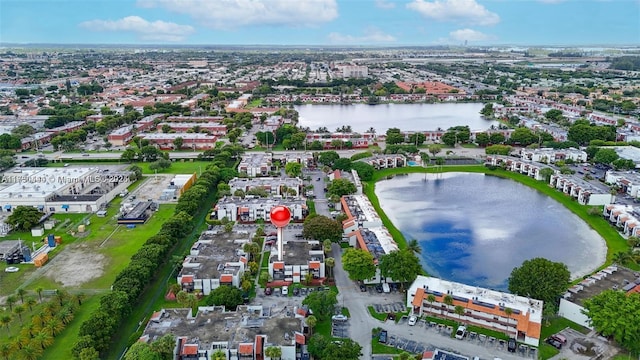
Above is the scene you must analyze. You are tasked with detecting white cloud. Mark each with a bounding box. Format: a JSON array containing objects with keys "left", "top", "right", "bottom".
[
  {"left": 137, "top": 0, "right": 338, "bottom": 29},
  {"left": 375, "top": 0, "right": 396, "bottom": 9},
  {"left": 79, "top": 16, "right": 194, "bottom": 42},
  {"left": 407, "top": 0, "right": 500, "bottom": 26},
  {"left": 449, "top": 28, "right": 492, "bottom": 42},
  {"left": 328, "top": 28, "right": 396, "bottom": 44}
]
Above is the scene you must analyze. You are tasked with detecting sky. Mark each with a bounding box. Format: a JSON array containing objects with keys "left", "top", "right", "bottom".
[{"left": 1, "top": 0, "right": 639, "bottom": 46}]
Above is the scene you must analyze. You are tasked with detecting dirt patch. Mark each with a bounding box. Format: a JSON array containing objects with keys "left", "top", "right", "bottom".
[{"left": 42, "top": 246, "right": 106, "bottom": 287}]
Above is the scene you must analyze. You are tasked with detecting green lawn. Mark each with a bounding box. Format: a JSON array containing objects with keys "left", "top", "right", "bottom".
[
  {"left": 137, "top": 160, "right": 212, "bottom": 175},
  {"left": 40, "top": 295, "right": 101, "bottom": 360},
  {"left": 367, "top": 306, "right": 388, "bottom": 322},
  {"left": 371, "top": 338, "right": 411, "bottom": 356}
]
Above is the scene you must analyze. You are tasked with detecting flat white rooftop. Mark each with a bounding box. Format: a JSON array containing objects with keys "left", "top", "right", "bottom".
[{"left": 0, "top": 167, "right": 97, "bottom": 200}]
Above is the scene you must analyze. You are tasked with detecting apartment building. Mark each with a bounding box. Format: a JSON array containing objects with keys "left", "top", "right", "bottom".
[
  {"left": 228, "top": 177, "right": 304, "bottom": 197},
  {"left": 407, "top": 275, "right": 543, "bottom": 347},
  {"left": 268, "top": 240, "right": 325, "bottom": 284},
  {"left": 212, "top": 197, "right": 308, "bottom": 223},
  {"left": 484, "top": 155, "right": 554, "bottom": 181},
  {"left": 238, "top": 153, "right": 272, "bottom": 177},
  {"left": 177, "top": 231, "right": 248, "bottom": 295},
  {"left": 602, "top": 204, "right": 640, "bottom": 237},
  {"left": 550, "top": 174, "right": 614, "bottom": 206},
  {"left": 140, "top": 305, "right": 305, "bottom": 360},
  {"left": 559, "top": 265, "right": 638, "bottom": 329},
  {"left": 139, "top": 133, "right": 217, "bottom": 150},
  {"left": 274, "top": 152, "right": 315, "bottom": 168},
  {"left": 605, "top": 170, "right": 640, "bottom": 197},
  {"left": 156, "top": 122, "right": 227, "bottom": 135},
  {"left": 521, "top": 148, "right": 587, "bottom": 164},
  {"left": 357, "top": 154, "right": 406, "bottom": 169}
]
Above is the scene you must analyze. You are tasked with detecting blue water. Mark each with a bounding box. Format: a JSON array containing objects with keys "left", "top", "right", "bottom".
[
  {"left": 408, "top": 161, "right": 418, "bottom": 166},
  {"left": 375, "top": 173, "right": 606, "bottom": 290}
]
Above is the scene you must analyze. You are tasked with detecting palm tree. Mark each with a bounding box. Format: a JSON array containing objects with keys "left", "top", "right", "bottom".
[
  {"left": 25, "top": 297, "right": 37, "bottom": 312},
  {"left": 0, "top": 342, "right": 12, "bottom": 360},
  {"left": 454, "top": 305, "right": 465, "bottom": 324},
  {"left": 323, "top": 239, "right": 332, "bottom": 254},
  {"left": 43, "top": 317, "right": 63, "bottom": 337},
  {"left": 33, "top": 331, "right": 53, "bottom": 350},
  {"left": 504, "top": 307, "right": 514, "bottom": 335},
  {"left": 628, "top": 236, "right": 640, "bottom": 248},
  {"left": 57, "top": 306, "right": 75, "bottom": 325},
  {"left": 18, "top": 341, "right": 43, "bottom": 360},
  {"left": 265, "top": 346, "right": 282, "bottom": 360},
  {"left": 325, "top": 257, "right": 335, "bottom": 280},
  {"left": 13, "top": 305, "right": 26, "bottom": 325},
  {"left": 0, "top": 314, "right": 12, "bottom": 334},
  {"left": 34, "top": 288, "right": 43, "bottom": 303},
  {"left": 176, "top": 291, "right": 189, "bottom": 308},
  {"left": 426, "top": 294, "right": 436, "bottom": 313},
  {"left": 306, "top": 315, "right": 317, "bottom": 336},
  {"left": 19, "top": 323, "right": 36, "bottom": 339},
  {"left": 443, "top": 295, "right": 454, "bottom": 317},
  {"left": 16, "top": 289, "right": 27, "bottom": 304},
  {"left": 211, "top": 350, "right": 226, "bottom": 360},
  {"left": 612, "top": 251, "right": 632, "bottom": 265},
  {"left": 75, "top": 293, "right": 86, "bottom": 306},
  {"left": 305, "top": 272, "right": 314, "bottom": 286},
  {"left": 5, "top": 296, "right": 17, "bottom": 312},
  {"left": 406, "top": 239, "right": 422, "bottom": 255}
]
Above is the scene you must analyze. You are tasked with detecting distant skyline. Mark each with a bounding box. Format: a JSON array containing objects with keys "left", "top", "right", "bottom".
[{"left": 1, "top": 0, "right": 639, "bottom": 46}]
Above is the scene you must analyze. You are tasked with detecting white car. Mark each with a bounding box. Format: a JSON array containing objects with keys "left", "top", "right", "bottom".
[
  {"left": 4, "top": 266, "right": 19, "bottom": 273},
  {"left": 408, "top": 315, "right": 418, "bottom": 326},
  {"left": 455, "top": 325, "right": 467, "bottom": 339},
  {"left": 331, "top": 314, "right": 348, "bottom": 322},
  {"left": 281, "top": 286, "right": 288, "bottom": 295}
]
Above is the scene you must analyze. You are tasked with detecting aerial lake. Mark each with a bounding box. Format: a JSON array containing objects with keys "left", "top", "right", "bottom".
[
  {"left": 295, "top": 103, "right": 499, "bottom": 133},
  {"left": 375, "top": 172, "right": 607, "bottom": 290}
]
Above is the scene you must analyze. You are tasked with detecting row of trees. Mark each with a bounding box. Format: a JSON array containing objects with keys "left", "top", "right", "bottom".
[{"left": 72, "top": 147, "right": 242, "bottom": 359}]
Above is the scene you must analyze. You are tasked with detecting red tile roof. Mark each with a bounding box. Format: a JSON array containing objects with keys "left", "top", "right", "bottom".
[
  {"left": 273, "top": 262, "right": 284, "bottom": 270},
  {"left": 181, "top": 275, "right": 194, "bottom": 284},
  {"left": 238, "top": 343, "right": 253, "bottom": 355},
  {"left": 220, "top": 274, "right": 233, "bottom": 283},
  {"left": 295, "top": 332, "right": 306, "bottom": 345},
  {"left": 181, "top": 344, "right": 198, "bottom": 356},
  {"left": 309, "top": 262, "right": 320, "bottom": 269}
]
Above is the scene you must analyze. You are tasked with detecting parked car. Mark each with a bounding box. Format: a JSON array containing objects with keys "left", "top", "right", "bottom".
[
  {"left": 507, "top": 338, "right": 517, "bottom": 352},
  {"left": 264, "top": 287, "right": 272, "bottom": 296},
  {"left": 331, "top": 314, "right": 348, "bottom": 322},
  {"left": 551, "top": 334, "right": 567, "bottom": 344},
  {"left": 378, "top": 330, "right": 388, "bottom": 344},
  {"left": 264, "top": 240, "right": 276, "bottom": 246},
  {"left": 545, "top": 337, "right": 562, "bottom": 349},
  {"left": 293, "top": 287, "right": 300, "bottom": 296},
  {"left": 359, "top": 284, "right": 367, "bottom": 292},
  {"left": 375, "top": 284, "right": 383, "bottom": 293},
  {"left": 4, "top": 266, "right": 19, "bottom": 273},
  {"left": 281, "top": 286, "right": 289, "bottom": 295},
  {"left": 455, "top": 326, "right": 467, "bottom": 340},
  {"left": 408, "top": 316, "right": 418, "bottom": 326}
]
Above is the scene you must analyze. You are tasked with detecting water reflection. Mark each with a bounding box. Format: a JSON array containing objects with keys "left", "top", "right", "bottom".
[{"left": 375, "top": 173, "right": 606, "bottom": 290}]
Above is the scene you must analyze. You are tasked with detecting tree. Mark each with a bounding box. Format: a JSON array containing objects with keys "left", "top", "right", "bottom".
[
  {"left": 428, "top": 144, "right": 442, "bottom": 157},
  {"left": 454, "top": 305, "right": 465, "bottom": 323},
  {"left": 480, "top": 103, "right": 494, "bottom": 117},
  {"left": 489, "top": 132, "right": 506, "bottom": 145},
  {"left": 426, "top": 294, "right": 436, "bottom": 311},
  {"left": 33, "top": 331, "right": 54, "bottom": 350},
  {"left": 0, "top": 314, "right": 11, "bottom": 334},
  {"left": 539, "top": 168, "right": 555, "bottom": 183},
  {"left": 150, "top": 334, "right": 176, "bottom": 360},
  {"left": 508, "top": 258, "right": 570, "bottom": 309},
  {"left": 302, "top": 290, "right": 337, "bottom": 320},
  {"left": 583, "top": 290, "right": 640, "bottom": 353},
  {"left": 320, "top": 338, "right": 362, "bottom": 360},
  {"left": 325, "top": 257, "right": 335, "bottom": 279},
  {"left": 124, "top": 341, "right": 160, "bottom": 360},
  {"left": 302, "top": 215, "right": 342, "bottom": 242},
  {"left": 25, "top": 297, "right": 37, "bottom": 312},
  {"left": 205, "top": 285, "right": 244, "bottom": 310},
  {"left": 304, "top": 272, "right": 314, "bottom": 285},
  {"left": 406, "top": 239, "right": 422, "bottom": 255},
  {"left": 306, "top": 315, "right": 317, "bottom": 335},
  {"left": 211, "top": 350, "right": 226, "bottom": 360},
  {"left": 378, "top": 250, "right": 422, "bottom": 291},
  {"left": 327, "top": 178, "right": 356, "bottom": 197},
  {"left": 78, "top": 347, "right": 100, "bottom": 360},
  {"left": 318, "top": 151, "right": 340, "bottom": 167},
  {"left": 443, "top": 295, "right": 454, "bottom": 315},
  {"left": 351, "top": 161, "right": 374, "bottom": 181},
  {"left": 509, "top": 127, "right": 536, "bottom": 146},
  {"left": 593, "top": 148, "right": 619, "bottom": 165},
  {"left": 341, "top": 248, "right": 376, "bottom": 282},
  {"left": 35, "top": 287, "right": 43, "bottom": 303},
  {"left": 173, "top": 136, "right": 184, "bottom": 149},
  {"left": 475, "top": 132, "right": 490, "bottom": 147},
  {"left": 6, "top": 206, "right": 44, "bottom": 231},
  {"left": 5, "top": 295, "right": 17, "bottom": 312},
  {"left": 284, "top": 162, "right": 302, "bottom": 178},
  {"left": 265, "top": 346, "right": 282, "bottom": 360},
  {"left": 504, "top": 307, "right": 514, "bottom": 333},
  {"left": 121, "top": 148, "right": 138, "bottom": 163},
  {"left": 333, "top": 157, "right": 352, "bottom": 171},
  {"left": 16, "top": 288, "right": 26, "bottom": 304},
  {"left": 13, "top": 305, "right": 25, "bottom": 325}
]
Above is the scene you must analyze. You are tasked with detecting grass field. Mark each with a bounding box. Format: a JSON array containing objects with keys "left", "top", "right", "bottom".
[{"left": 137, "top": 160, "right": 212, "bottom": 175}]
